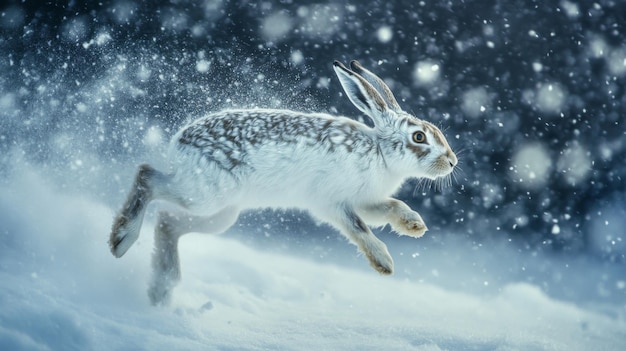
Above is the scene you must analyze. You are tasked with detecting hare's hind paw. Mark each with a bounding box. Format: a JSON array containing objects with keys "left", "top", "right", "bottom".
[
  {"left": 368, "top": 251, "right": 394, "bottom": 275},
  {"left": 370, "top": 256, "right": 394, "bottom": 275},
  {"left": 109, "top": 215, "right": 140, "bottom": 257},
  {"left": 364, "top": 243, "right": 394, "bottom": 275},
  {"left": 392, "top": 211, "right": 428, "bottom": 238},
  {"left": 148, "top": 279, "right": 175, "bottom": 306}
]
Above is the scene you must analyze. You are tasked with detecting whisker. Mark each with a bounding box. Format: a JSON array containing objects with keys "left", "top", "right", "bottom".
[
  {"left": 454, "top": 145, "right": 467, "bottom": 153},
  {"left": 451, "top": 170, "right": 459, "bottom": 186},
  {"left": 454, "top": 164, "right": 466, "bottom": 178},
  {"left": 419, "top": 177, "right": 432, "bottom": 193},
  {"left": 429, "top": 178, "right": 437, "bottom": 192},
  {"left": 418, "top": 180, "right": 429, "bottom": 195},
  {"left": 424, "top": 178, "right": 431, "bottom": 192},
  {"left": 412, "top": 179, "right": 425, "bottom": 197},
  {"left": 412, "top": 179, "right": 422, "bottom": 197}
]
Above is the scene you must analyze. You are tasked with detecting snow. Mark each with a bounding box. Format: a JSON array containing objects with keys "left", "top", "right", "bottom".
[
  {"left": 587, "top": 199, "right": 626, "bottom": 259},
  {"left": 560, "top": 0, "right": 580, "bottom": 19},
  {"left": 61, "top": 16, "right": 89, "bottom": 43},
  {"left": 588, "top": 35, "right": 609, "bottom": 58},
  {"left": 460, "top": 87, "right": 491, "bottom": 118},
  {"left": 298, "top": 4, "right": 343, "bottom": 39},
  {"left": 2, "top": 1, "right": 626, "bottom": 349},
  {"left": 556, "top": 143, "right": 591, "bottom": 186},
  {"left": 376, "top": 26, "right": 394, "bottom": 44},
  {"left": 0, "top": 93, "right": 16, "bottom": 110},
  {"left": 1, "top": 155, "right": 625, "bottom": 351},
  {"left": 510, "top": 143, "right": 552, "bottom": 189},
  {"left": 261, "top": 11, "right": 294, "bottom": 42},
  {"left": 607, "top": 47, "right": 626, "bottom": 77},
  {"left": 136, "top": 65, "right": 152, "bottom": 82},
  {"left": 0, "top": 5, "right": 25, "bottom": 29},
  {"left": 413, "top": 61, "right": 440, "bottom": 86},
  {"left": 143, "top": 125, "right": 165, "bottom": 148},
  {"left": 195, "top": 59, "right": 211, "bottom": 74},
  {"left": 290, "top": 50, "right": 304, "bottom": 66},
  {"left": 535, "top": 83, "right": 567, "bottom": 115},
  {"left": 160, "top": 7, "right": 189, "bottom": 33}
]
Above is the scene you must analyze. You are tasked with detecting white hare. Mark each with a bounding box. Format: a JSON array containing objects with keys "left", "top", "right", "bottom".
[{"left": 109, "top": 60, "right": 457, "bottom": 305}]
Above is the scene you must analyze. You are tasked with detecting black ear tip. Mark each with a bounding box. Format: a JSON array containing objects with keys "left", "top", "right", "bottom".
[
  {"left": 349, "top": 60, "right": 362, "bottom": 70},
  {"left": 333, "top": 60, "right": 349, "bottom": 72}
]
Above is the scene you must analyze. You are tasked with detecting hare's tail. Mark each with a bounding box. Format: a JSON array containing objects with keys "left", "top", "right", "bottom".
[{"left": 109, "top": 164, "right": 181, "bottom": 257}]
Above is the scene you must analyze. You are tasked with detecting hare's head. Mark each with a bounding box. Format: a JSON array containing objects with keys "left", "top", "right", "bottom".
[{"left": 333, "top": 60, "right": 457, "bottom": 180}]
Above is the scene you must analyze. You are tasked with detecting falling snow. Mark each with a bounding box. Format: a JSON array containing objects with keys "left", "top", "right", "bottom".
[{"left": 1, "top": 1, "right": 625, "bottom": 350}]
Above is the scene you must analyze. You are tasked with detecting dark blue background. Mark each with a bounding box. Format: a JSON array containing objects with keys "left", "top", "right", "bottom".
[{"left": 1, "top": 0, "right": 625, "bottom": 262}]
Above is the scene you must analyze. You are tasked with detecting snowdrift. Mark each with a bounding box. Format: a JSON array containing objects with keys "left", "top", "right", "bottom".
[{"left": 0, "top": 164, "right": 624, "bottom": 351}]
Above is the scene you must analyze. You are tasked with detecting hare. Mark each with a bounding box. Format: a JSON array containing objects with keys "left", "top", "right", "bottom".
[{"left": 109, "top": 60, "right": 457, "bottom": 305}]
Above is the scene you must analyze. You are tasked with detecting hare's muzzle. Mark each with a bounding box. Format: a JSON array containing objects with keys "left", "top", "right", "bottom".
[
  {"left": 447, "top": 151, "right": 458, "bottom": 168},
  {"left": 432, "top": 150, "right": 457, "bottom": 178}
]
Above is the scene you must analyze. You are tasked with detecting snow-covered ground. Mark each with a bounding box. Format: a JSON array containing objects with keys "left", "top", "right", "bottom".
[{"left": 1, "top": 161, "right": 624, "bottom": 351}]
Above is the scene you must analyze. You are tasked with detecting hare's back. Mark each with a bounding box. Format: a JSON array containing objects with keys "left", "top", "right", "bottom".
[
  {"left": 174, "top": 109, "right": 373, "bottom": 157},
  {"left": 176, "top": 109, "right": 333, "bottom": 148},
  {"left": 172, "top": 108, "right": 378, "bottom": 179}
]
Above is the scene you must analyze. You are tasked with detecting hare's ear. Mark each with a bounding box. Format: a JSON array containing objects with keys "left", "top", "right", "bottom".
[
  {"left": 349, "top": 60, "right": 402, "bottom": 113},
  {"left": 333, "top": 60, "right": 391, "bottom": 127}
]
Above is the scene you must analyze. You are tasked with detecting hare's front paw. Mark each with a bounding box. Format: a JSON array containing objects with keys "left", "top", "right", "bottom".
[{"left": 391, "top": 210, "right": 428, "bottom": 238}]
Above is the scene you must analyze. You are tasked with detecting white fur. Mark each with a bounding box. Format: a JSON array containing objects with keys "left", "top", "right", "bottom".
[{"left": 109, "top": 60, "right": 457, "bottom": 305}]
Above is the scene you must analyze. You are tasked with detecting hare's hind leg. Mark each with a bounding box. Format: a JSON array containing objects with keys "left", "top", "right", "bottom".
[
  {"left": 328, "top": 205, "right": 394, "bottom": 275},
  {"left": 110, "top": 164, "right": 157, "bottom": 257},
  {"left": 359, "top": 199, "right": 428, "bottom": 238},
  {"left": 148, "top": 207, "right": 239, "bottom": 306},
  {"left": 110, "top": 164, "right": 185, "bottom": 258}
]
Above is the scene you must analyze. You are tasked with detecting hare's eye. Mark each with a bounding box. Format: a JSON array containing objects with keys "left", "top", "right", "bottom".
[{"left": 412, "top": 131, "right": 426, "bottom": 144}]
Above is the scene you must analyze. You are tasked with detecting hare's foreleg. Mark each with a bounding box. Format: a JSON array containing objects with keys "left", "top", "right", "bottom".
[
  {"left": 330, "top": 205, "right": 394, "bottom": 275},
  {"left": 148, "top": 207, "right": 239, "bottom": 306},
  {"left": 359, "top": 199, "right": 428, "bottom": 238},
  {"left": 110, "top": 164, "right": 186, "bottom": 257}
]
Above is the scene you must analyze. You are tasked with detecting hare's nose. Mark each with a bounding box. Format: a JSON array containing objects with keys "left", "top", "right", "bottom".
[{"left": 447, "top": 152, "right": 458, "bottom": 168}]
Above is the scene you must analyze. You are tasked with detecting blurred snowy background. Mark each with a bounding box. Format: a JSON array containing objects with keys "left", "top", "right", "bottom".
[{"left": 1, "top": 1, "right": 625, "bottom": 350}]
